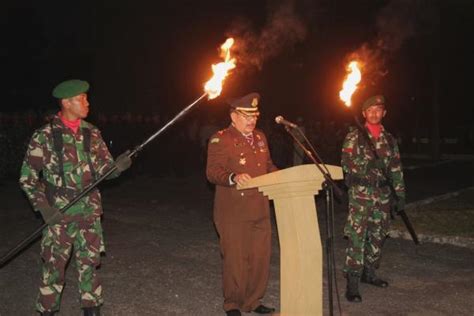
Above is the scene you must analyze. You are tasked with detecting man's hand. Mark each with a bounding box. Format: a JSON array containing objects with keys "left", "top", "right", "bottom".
[
  {"left": 115, "top": 150, "right": 132, "bottom": 172},
  {"left": 234, "top": 173, "right": 252, "bottom": 186},
  {"left": 396, "top": 198, "right": 405, "bottom": 212},
  {"left": 38, "top": 205, "right": 63, "bottom": 225},
  {"left": 391, "top": 198, "right": 405, "bottom": 217}
]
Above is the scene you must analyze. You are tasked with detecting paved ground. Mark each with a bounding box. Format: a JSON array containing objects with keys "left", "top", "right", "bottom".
[{"left": 1, "top": 159, "right": 473, "bottom": 315}]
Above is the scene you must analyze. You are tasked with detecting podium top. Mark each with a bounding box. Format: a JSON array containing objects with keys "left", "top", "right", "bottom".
[{"left": 237, "top": 164, "right": 343, "bottom": 190}]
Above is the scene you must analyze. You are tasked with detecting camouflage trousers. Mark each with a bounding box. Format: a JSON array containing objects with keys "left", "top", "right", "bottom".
[
  {"left": 343, "top": 187, "right": 391, "bottom": 275},
  {"left": 36, "top": 217, "right": 105, "bottom": 313}
]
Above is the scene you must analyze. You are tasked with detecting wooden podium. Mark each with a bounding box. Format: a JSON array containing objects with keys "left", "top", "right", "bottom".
[{"left": 238, "top": 164, "right": 343, "bottom": 316}]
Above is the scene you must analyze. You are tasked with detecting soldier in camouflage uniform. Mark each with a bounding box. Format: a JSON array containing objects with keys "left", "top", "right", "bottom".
[
  {"left": 341, "top": 95, "right": 405, "bottom": 302},
  {"left": 19, "top": 79, "right": 131, "bottom": 316}
]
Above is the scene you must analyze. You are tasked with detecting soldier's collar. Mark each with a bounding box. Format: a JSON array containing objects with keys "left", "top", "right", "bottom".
[{"left": 51, "top": 115, "right": 87, "bottom": 130}]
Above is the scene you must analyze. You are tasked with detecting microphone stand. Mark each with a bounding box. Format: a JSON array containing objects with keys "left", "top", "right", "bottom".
[{"left": 283, "top": 125, "right": 343, "bottom": 316}]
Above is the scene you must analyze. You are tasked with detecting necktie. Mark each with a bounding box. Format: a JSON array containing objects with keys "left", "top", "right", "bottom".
[{"left": 244, "top": 133, "right": 254, "bottom": 146}]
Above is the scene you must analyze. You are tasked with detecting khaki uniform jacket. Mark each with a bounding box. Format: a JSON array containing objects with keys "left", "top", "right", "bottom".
[{"left": 206, "top": 125, "right": 278, "bottom": 223}]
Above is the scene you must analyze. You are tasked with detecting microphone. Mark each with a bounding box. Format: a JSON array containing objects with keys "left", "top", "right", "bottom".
[{"left": 275, "top": 115, "right": 298, "bottom": 128}]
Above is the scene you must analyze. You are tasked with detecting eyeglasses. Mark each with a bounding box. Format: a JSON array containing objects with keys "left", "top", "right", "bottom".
[{"left": 237, "top": 111, "right": 259, "bottom": 121}]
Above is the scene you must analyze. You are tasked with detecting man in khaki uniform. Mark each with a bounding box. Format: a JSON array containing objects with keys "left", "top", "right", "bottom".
[{"left": 206, "top": 93, "right": 278, "bottom": 316}]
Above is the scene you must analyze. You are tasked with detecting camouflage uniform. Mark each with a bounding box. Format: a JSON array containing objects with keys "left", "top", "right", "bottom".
[
  {"left": 19, "top": 115, "right": 115, "bottom": 313},
  {"left": 341, "top": 126, "right": 405, "bottom": 275}
]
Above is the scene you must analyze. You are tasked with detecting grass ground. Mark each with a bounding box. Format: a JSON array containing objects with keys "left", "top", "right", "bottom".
[{"left": 392, "top": 188, "right": 474, "bottom": 238}]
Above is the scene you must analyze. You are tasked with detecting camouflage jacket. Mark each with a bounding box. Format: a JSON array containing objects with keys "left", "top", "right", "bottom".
[
  {"left": 341, "top": 126, "right": 405, "bottom": 201},
  {"left": 19, "top": 115, "right": 114, "bottom": 221}
]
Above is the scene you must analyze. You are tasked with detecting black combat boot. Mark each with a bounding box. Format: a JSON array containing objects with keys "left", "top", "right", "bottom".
[
  {"left": 361, "top": 266, "right": 389, "bottom": 288},
  {"left": 345, "top": 272, "right": 362, "bottom": 302},
  {"left": 83, "top": 306, "right": 101, "bottom": 316}
]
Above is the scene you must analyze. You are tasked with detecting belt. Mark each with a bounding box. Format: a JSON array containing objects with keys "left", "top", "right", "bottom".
[{"left": 45, "top": 181, "right": 97, "bottom": 203}]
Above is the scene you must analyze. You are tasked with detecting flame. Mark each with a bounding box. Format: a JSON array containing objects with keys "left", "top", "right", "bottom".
[
  {"left": 339, "top": 61, "right": 361, "bottom": 107},
  {"left": 204, "top": 38, "right": 236, "bottom": 99}
]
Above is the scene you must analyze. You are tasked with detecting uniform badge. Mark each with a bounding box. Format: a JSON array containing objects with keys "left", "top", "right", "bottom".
[
  {"left": 210, "top": 137, "right": 220, "bottom": 144},
  {"left": 251, "top": 98, "right": 258, "bottom": 107},
  {"left": 239, "top": 157, "right": 246, "bottom": 165}
]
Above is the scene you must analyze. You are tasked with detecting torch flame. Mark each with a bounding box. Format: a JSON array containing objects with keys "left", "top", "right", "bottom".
[
  {"left": 204, "top": 38, "right": 236, "bottom": 99},
  {"left": 339, "top": 61, "right": 361, "bottom": 107}
]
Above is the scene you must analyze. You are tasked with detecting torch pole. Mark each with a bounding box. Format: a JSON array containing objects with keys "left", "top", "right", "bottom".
[
  {"left": 0, "top": 93, "right": 208, "bottom": 268},
  {"left": 131, "top": 93, "right": 208, "bottom": 155}
]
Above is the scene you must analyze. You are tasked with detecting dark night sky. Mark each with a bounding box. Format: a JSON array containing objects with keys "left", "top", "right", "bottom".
[{"left": 2, "top": 0, "right": 473, "bottom": 135}]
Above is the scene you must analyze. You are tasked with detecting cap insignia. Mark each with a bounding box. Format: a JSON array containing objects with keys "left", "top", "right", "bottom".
[{"left": 251, "top": 98, "right": 258, "bottom": 107}]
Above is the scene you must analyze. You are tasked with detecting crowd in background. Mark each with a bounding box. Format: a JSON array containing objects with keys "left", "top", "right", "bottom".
[
  {"left": 2, "top": 110, "right": 474, "bottom": 181},
  {"left": 0, "top": 110, "right": 351, "bottom": 180}
]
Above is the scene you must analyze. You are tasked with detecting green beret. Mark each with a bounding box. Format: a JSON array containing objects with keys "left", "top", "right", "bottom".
[
  {"left": 52, "top": 79, "right": 90, "bottom": 99},
  {"left": 228, "top": 92, "right": 260, "bottom": 115},
  {"left": 362, "top": 95, "right": 385, "bottom": 111}
]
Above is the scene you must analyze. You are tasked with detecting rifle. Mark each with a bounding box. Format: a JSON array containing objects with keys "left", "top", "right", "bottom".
[{"left": 352, "top": 116, "right": 419, "bottom": 245}]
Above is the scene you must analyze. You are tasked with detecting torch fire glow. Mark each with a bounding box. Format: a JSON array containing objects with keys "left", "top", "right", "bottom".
[
  {"left": 339, "top": 61, "right": 361, "bottom": 107},
  {"left": 204, "top": 38, "right": 236, "bottom": 99}
]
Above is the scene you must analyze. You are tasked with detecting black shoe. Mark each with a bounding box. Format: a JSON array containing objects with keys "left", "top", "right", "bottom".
[
  {"left": 345, "top": 290, "right": 362, "bottom": 302},
  {"left": 226, "top": 309, "right": 241, "bottom": 316},
  {"left": 41, "top": 312, "right": 57, "bottom": 316},
  {"left": 253, "top": 304, "right": 275, "bottom": 314},
  {"left": 361, "top": 266, "right": 389, "bottom": 288},
  {"left": 345, "top": 272, "right": 362, "bottom": 303},
  {"left": 83, "top": 306, "right": 101, "bottom": 316}
]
